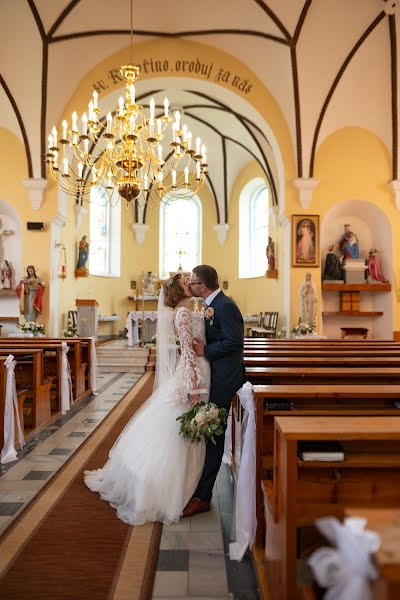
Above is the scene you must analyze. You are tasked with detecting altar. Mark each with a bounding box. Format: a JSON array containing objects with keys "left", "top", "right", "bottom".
[{"left": 126, "top": 311, "right": 158, "bottom": 346}]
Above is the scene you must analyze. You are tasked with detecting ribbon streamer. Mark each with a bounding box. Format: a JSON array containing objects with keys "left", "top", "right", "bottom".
[
  {"left": 61, "top": 342, "right": 73, "bottom": 414},
  {"left": 1, "top": 355, "right": 25, "bottom": 464}
]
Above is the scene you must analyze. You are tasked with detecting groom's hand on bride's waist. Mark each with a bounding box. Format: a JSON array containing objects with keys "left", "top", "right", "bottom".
[
  {"left": 188, "top": 394, "right": 200, "bottom": 406},
  {"left": 193, "top": 338, "right": 204, "bottom": 357}
]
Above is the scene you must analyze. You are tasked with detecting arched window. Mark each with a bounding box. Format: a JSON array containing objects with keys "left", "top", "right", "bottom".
[
  {"left": 159, "top": 192, "right": 202, "bottom": 278},
  {"left": 239, "top": 178, "right": 269, "bottom": 278},
  {"left": 89, "top": 185, "right": 121, "bottom": 277}
]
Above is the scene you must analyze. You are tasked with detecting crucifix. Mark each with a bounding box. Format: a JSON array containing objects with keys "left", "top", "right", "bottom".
[
  {"left": 175, "top": 231, "right": 189, "bottom": 271},
  {"left": 176, "top": 247, "right": 187, "bottom": 271}
]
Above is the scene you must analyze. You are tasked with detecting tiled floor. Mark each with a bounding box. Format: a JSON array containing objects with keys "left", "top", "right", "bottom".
[
  {"left": 0, "top": 372, "right": 140, "bottom": 531},
  {"left": 0, "top": 371, "right": 260, "bottom": 600}
]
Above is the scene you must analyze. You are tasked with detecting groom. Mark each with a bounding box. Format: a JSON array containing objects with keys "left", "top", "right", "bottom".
[{"left": 183, "top": 265, "right": 245, "bottom": 517}]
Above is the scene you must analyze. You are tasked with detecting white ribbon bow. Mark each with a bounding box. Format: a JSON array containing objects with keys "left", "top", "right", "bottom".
[
  {"left": 308, "top": 517, "right": 381, "bottom": 600},
  {"left": 90, "top": 337, "right": 98, "bottom": 394},
  {"left": 61, "top": 342, "right": 73, "bottom": 414},
  {"left": 229, "top": 381, "right": 257, "bottom": 561},
  {"left": 1, "top": 354, "right": 25, "bottom": 464}
]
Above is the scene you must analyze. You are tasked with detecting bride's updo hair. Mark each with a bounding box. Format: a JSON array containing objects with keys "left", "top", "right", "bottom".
[{"left": 163, "top": 273, "right": 186, "bottom": 308}]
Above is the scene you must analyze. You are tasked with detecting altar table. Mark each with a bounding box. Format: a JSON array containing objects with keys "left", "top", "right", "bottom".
[{"left": 126, "top": 311, "right": 158, "bottom": 346}]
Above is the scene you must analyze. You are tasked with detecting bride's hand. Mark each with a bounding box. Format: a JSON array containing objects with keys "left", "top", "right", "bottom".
[
  {"left": 193, "top": 339, "right": 204, "bottom": 357},
  {"left": 189, "top": 394, "right": 200, "bottom": 406}
]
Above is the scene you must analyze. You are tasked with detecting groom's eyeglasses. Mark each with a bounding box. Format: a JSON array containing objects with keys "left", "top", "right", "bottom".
[{"left": 189, "top": 281, "right": 204, "bottom": 287}]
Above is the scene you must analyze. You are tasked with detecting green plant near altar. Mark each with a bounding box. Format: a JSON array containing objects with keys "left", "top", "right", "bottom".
[
  {"left": 17, "top": 320, "right": 46, "bottom": 336},
  {"left": 290, "top": 318, "right": 315, "bottom": 336},
  {"left": 63, "top": 323, "right": 78, "bottom": 337}
]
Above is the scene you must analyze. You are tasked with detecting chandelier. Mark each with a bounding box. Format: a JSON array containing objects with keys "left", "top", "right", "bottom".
[{"left": 45, "top": 5, "right": 208, "bottom": 206}]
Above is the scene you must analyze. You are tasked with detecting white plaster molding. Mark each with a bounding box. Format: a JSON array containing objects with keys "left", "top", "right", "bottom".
[
  {"left": 22, "top": 178, "right": 48, "bottom": 210},
  {"left": 279, "top": 212, "right": 291, "bottom": 228},
  {"left": 388, "top": 180, "right": 400, "bottom": 210},
  {"left": 292, "top": 178, "right": 319, "bottom": 209},
  {"left": 132, "top": 223, "right": 149, "bottom": 245},
  {"left": 52, "top": 211, "right": 67, "bottom": 228},
  {"left": 213, "top": 223, "right": 230, "bottom": 246},
  {"left": 383, "top": 0, "right": 399, "bottom": 16},
  {"left": 74, "top": 204, "right": 88, "bottom": 229}
]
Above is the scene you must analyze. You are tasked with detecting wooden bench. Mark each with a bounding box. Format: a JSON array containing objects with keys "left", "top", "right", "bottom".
[
  {"left": 0, "top": 350, "right": 52, "bottom": 433},
  {"left": 262, "top": 416, "right": 400, "bottom": 600}
]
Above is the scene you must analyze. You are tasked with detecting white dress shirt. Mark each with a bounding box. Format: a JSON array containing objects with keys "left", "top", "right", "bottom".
[{"left": 205, "top": 288, "right": 221, "bottom": 306}]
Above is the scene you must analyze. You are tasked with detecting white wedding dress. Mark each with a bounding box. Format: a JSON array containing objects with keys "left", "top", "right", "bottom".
[{"left": 84, "top": 306, "right": 210, "bottom": 525}]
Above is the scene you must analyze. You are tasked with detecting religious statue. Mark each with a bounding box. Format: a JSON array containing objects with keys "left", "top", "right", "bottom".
[
  {"left": 366, "top": 248, "right": 388, "bottom": 283},
  {"left": 75, "top": 236, "right": 89, "bottom": 277},
  {"left": 299, "top": 272, "right": 317, "bottom": 328},
  {"left": 266, "top": 237, "right": 276, "bottom": 271},
  {"left": 338, "top": 224, "right": 359, "bottom": 259},
  {"left": 322, "top": 245, "right": 344, "bottom": 281},
  {"left": 0, "top": 259, "right": 12, "bottom": 289},
  {"left": 142, "top": 271, "right": 158, "bottom": 295},
  {"left": 16, "top": 265, "right": 45, "bottom": 322}
]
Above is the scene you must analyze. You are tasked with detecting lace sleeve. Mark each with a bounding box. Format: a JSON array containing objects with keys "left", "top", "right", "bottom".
[{"left": 176, "top": 308, "right": 208, "bottom": 396}]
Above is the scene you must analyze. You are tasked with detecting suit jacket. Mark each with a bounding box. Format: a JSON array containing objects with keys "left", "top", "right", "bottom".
[{"left": 204, "top": 291, "right": 245, "bottom": 392}]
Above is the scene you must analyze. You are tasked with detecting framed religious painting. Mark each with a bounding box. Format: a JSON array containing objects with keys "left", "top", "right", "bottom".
[{"left": 292, "top": 214, "right": 320, "bottom": 267}]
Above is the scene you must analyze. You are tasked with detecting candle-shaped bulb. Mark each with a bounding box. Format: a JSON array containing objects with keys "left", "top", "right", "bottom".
[
  {"left": 174, "top": 111, "right": 181, "bottom": 130},
  {"left": 53, "top": 150, "right": 58, "bottom": 168},
  {"left": 182, "top": 124, "right": 188, "bottom": 142},
  {"left": 88, "top": 100, "right": 94, "bottom": 119},
  {"left": 62, "top": 120, "right": 68, "bottom": 140},
  {"left": 187, "top": 131, "right": 192, "bottom": 150},
  {"left": 184, "top": 166, "right": 189, "bottom": 184},
  {"left": 107, "top": 170, "right": 112, "bottom": 187},
  {"left": 157, "top": 144, "right": 163, "bottom": 162},
  {"left": 144, "top": 175, "right": 149, "bottom": 190},
  {"left": 149, "top": 97, "right": 155, "bottom": 120},
  {"left": 83, "top": 138, "right": 89, "bottom": 154},
  {"left": 201, "top": 144, "right": 206, "bottom": 156},
  {"left": 157, "top": 118, "right": 162, "bottom": 136},
  {"left": 78, "top": 162, "right": 83, "bottom": 179},
  {"left": 93, "top": 89, "right": 98, "bottom": 109},
  {"left": 195, "top": 137, "right": 201, "bottom": 154},
  {"left": 149, "top": 119, "right": 154, "bottom": 138},
  {"left": 107, "top": 141, "right": 113, "bottom": 151},
  {"left": 52, "top": 126, "right": 58, "bottom": 147},
  {"left": 106, "top": 111, "right": 112, "bottom": 134},
  {"left": 172, "top": 122, "right": 177, "bottom": 142},
  {"left": 129, "top": 114, "right": 135, "bottom": 135},
  {"left": 62, "top": 158, "right": 68, "bottom": 175},
  {"left": 92, "top": 166, "right": 97, "bottom": 182},
  {"left": 163, "top": 97, "right": 169, "bottom": 117},
  {"left": 81, "top": 113, "right": 88, "bottom": 136},
  {"left": 72, "top": 111, "right": 78, "bottom": 131},
  {"left": 118, "top": 96, "right": 124, "bottom": 116},
  {"left": 48, "top": 134, "right": 53, "bottom": 148},
  {"left": 196, "top": 161, "right": 201, "bottom": 179},
  {"left": 157, "top": 171, "right": 163, "bottom": 183},
  {"left": 172, "top": 169, "right": 177, "bottom": 186}
]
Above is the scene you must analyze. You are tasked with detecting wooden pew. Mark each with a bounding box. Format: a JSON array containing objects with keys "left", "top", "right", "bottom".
[
  {"left": 0, "top": 356, "right": 27, "bottom": 451},
  {"left": 244, "top": 366, "right": 400, "bottom": 385},
  {"left": 262, "top": 416, "right": 400, "bottom": 600},
  {"left": 0, "top": 350, "right": 52, "bottom": 432},
  {"left": 0, "top": 338, "right": 92, "bottom": 402},
  {"left": 232, "top": 385, "right": 400, "bottom": 549}
]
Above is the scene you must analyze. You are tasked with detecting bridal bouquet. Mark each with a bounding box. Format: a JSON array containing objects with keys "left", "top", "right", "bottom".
[
  {"left": 17, "top": 321, "right": 46, "bottom": 336},
  {"left": 177, "top": 402, "right": 228, "bottom": 445}
]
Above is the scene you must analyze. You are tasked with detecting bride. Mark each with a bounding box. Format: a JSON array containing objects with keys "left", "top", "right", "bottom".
[{"left": 84, "top": 273, "right": 210, "bottom": 525}]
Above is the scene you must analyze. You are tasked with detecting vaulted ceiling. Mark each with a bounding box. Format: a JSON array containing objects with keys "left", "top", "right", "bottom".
[{"left": 0, "top": 0, "right": 397, "bottom": 222}]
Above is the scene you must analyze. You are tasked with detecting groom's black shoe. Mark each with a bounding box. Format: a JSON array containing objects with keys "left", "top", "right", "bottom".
[{"left": 182, "top": 497, "right": 210, "bottom": 518}]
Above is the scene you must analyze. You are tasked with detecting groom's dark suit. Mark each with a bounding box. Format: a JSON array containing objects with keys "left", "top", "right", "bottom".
[{"left": 194, "top": 290, "right": 245, "bottom": 502}]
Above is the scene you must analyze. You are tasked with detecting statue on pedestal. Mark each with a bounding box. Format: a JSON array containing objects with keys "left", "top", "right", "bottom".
[
  {"left": 338, "top": 224, "right": 359, "bottom": 259},
  {"left": 366, "top": 248, "right": 388, "bottom": 283},
  {"left": 75, "top": 236, "right": 89, "bottom": 277},
  {"left": 322, "top": 245, "right": 343, "bottom": 281},
  {"left": 266, "top": 237, "right": 276, "bottom": 271},
  {"left": 142, "top": 271, "right": 158, "bottom": 295},
  {"left": 16, "top": 265, "right": 45, "bottom": 322},
  {"left": 0, "top": 260, "right": 12, "bottom": 289},
  {"left": 299, "top": 272, "right": 317, "bottom": 328}
]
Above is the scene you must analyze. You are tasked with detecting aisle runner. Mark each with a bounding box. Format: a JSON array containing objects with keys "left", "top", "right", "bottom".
[{"left": 0, "top": 373, "right": 161, "bottom": 600}]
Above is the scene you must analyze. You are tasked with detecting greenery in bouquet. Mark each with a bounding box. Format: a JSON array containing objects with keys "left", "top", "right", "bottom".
[
  {"left": 290, "top": 318, "right": 315, "bottom": 336},
  {"left": 176, "top": 402, "right": 228, "bottom": 445},
  {"left": 17, "top": 320, "right": 46, "bottom": 336}
]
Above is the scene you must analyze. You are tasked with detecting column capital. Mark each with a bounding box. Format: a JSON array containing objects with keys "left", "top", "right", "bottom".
[
  {"left": 292, "top": 178, "right": 319, "bottom": 209},
  {"left": 131, "top": 223, "right": 149, "bottom": 245},
  {"left": 213, "top": 223, "right": 230, "bottom": 246},
  {"left": 22, "top": 178, "right": 48, "bottom": 210}
]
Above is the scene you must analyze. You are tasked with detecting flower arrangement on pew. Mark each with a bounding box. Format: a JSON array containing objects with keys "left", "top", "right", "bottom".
[
  {"left": 290, "top": 318, "right": 315, "bottom": 336},
  {"left": 17, "top": 320, "right": 46, "bottom": 337},
  {"left": 177, "top": 402, "right": 228, "bottom": 445}
]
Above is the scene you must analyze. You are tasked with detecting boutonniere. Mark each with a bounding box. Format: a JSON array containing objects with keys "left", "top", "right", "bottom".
[{"left": 203, "top": 307, "right": 214, "bottom": 325}]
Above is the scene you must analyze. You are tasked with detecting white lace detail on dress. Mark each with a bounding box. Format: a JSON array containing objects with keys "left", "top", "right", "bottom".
[{"left": 175, "top": 307, "right": 207, "bottom": 396}]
